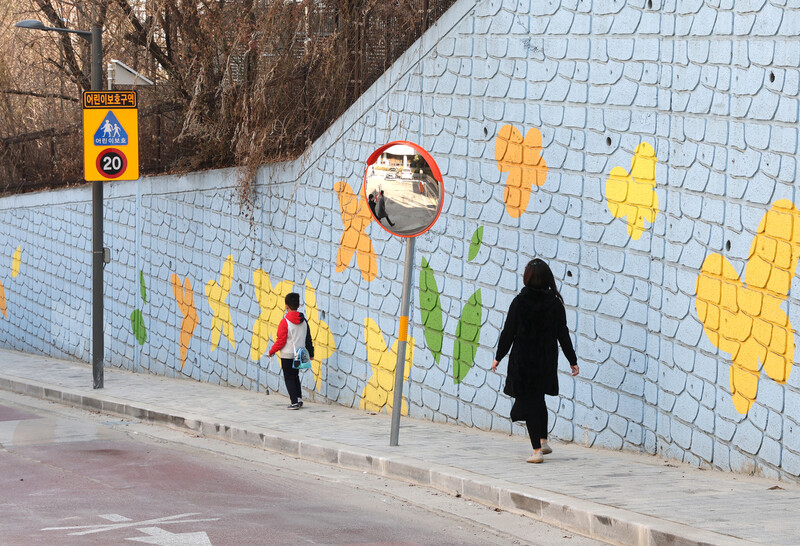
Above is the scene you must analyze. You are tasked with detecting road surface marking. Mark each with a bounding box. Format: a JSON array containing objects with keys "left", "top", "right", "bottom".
[
  {"left": 126, "top": 527, "right": 213, "bottom": 545},
  {"left": 43, "top": 513, "right": 219, "bottom": 536}
]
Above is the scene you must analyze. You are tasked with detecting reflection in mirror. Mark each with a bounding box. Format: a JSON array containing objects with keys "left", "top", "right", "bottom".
[{"left": 365, "top": 144, "right": 442, "bottom": 237}]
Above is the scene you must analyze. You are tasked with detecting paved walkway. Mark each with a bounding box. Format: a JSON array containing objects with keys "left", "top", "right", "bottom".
[{"left": 0, "top": 349, "right": 797, "bottom": 545}]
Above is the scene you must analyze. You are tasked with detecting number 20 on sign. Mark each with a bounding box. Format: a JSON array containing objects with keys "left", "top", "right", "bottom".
[{"left": 83, "top": 91, "right": 139, "bottom": 181}]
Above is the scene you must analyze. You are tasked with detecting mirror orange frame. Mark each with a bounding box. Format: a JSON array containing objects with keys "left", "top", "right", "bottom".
[{"left": 363, "top": 141, "right": 444, "bottom": 238}]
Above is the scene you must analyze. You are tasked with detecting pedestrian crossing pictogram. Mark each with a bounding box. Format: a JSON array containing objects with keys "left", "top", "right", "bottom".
[{"left": 94, "top": 111, "right": 128, "bottom": 146}]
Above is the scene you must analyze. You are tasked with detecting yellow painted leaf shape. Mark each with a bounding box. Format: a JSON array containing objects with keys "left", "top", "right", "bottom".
[
  {"left": 335, "top": 181, "right": 377, "bottom": 282},
  {"left": 305, "top": 279, "right": 336, "bottom": 392},
  {"left": 605, "top": 142, "right": 658, "bottom": 240},
  {"left": 250, "top": 270, "right": 293, "bottom": 361},
  {"left": 12, "top": 246, "right": 21, "bottom": 278},
  {"left": 495, "top": 125, "right": 548, "bottom": 218},
  {"left": 205, "top": 255, "right": 236, "bottom": 352},
  {"left": 171, "top": 274, "right": 198, "bottom": 369},
  {"left": 695, "top": 199, "right": 800, "bottom": 414}
]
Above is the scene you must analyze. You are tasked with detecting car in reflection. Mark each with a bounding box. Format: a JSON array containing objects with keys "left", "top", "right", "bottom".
[
  {"left": 400, "top": 167, "right": 413, "bottom": 180},
  {"left": 385, "top": 169, "right": 396, "bottom": 180}
]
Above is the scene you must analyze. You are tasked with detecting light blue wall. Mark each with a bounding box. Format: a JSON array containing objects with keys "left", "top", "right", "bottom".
[{"left": 1, "top": 0, "right": 799, "bottom": 481}]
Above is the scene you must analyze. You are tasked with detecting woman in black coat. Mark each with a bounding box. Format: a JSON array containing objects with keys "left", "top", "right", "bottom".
[{"left": 492, "top": 258, "right": 579, "bottom": 463}]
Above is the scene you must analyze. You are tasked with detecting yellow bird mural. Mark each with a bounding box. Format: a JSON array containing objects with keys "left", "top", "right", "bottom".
[
  {"left": 495, "top": 124, "right": 548, "bottom": 219},
  {"left": 695, "top": 199, "right": 800, "bottom": 414},
  {"left": 250, "top": 270, "right": 293, "bottom": 361},
  {"left": 605, "top": 142, "right": 658, "bottom": 240},
  {"left": 335, "top": 181, "right": 377, "bottom": 282},
  {"left": 171, "top": 274, "right": 198, "bottom": 369},
  {"left": 205, "top": 255, "right": 236, "bottom": 351},
  {"left": 304, "top": 279, "right": 336, "bottom": 392},
  {"left": 12, "top": 246, "right": 21, "bottom": 278},
  {"left": 361, "top": 317, "right": 414, "bottom": 415}
]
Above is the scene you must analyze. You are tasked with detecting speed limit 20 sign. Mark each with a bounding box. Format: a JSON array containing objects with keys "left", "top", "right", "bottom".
[{"left": 83, "top": 91, "right": 139, "bottom": 181}]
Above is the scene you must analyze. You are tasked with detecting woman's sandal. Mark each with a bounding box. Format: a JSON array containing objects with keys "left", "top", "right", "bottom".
[{"left": 526, "top": 452, "right": 544, "bottom": 463}]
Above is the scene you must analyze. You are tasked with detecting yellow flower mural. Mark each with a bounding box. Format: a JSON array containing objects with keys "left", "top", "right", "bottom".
[
  {"left": 605, "top": 142, "right": 658, "bottom": 240},
  {"left": 12, "top": 246, "right": 21, "bottom": 278},
  {"left": 495, "top": 124, "right": 548, "bottom": 218},
  {"left": 250, "top": 269, "right": 293, "bottom": 361},
  {"left": 335, "top": 181, "right": 377, "bottom": 282},
  {"left": 171, "top": 274, "right": 198, "bottom": 369},
  {"left": 361, "top": 317, "right": 414, "bottom": 415},
  {"left": 695, "top": 199, "right": 800, "bottom": 414},
  {"left": 305, "top": 279, "right": 336, "bottom": 392},
  {"left": 205, "top": 255, "right": 236, "bottom": 351}
]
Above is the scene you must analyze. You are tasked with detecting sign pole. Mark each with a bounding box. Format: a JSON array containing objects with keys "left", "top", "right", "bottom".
[
  {"left": 389, "top": 236, "right": 416, "bottom": 446},
  {"left": 91, "top": 23, "right": 104, "bottom": 390}
]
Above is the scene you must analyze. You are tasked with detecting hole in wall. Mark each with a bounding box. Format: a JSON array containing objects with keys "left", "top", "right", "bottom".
[
  {"left": 483, "top": 127, "right": 488, "bottom": 137},
  {"left": 169, "top": 260, "right": 173, "bottom": 269},
  {"left": 647, "top": 0, "right": 653, "bottom": 7},
  {"left": 770, "top": 71, "right": 775, "bottom": 83},
  {"left": 239, "top": 282, "right": 243, "bottom": 293},
  {"left": 606, "top": 137, "right": 612, "bottom": 146},
  {"left": 567, "top": 270, "right": 573, "bottom": 278},
  {"left": 726, "top": 240, "right": 731, "bottom": 251}
]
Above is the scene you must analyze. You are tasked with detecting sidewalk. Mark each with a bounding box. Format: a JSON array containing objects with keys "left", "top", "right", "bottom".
[{"left": 0, "top": 349, "right": 796, "bottom": 545}]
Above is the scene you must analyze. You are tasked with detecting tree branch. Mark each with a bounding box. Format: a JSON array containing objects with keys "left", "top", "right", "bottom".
[
  {"left": 0, "top": 101, "right": 182, "bottom": 148},
  {"left": 115, "top": 0, "right": 188, "bottom": 98},
  {"left": 0, "top": 89, "right": 80, "bottom": 102},
  {"left": 33, "top": 0, "right": 91, "bottom": 91},
  {"left": 0, "top": 124, "right": 80, "bottom": 147}
]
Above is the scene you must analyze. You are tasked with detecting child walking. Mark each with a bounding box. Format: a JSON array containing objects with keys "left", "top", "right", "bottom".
[
  {"left": 492, "top": 259, "right": 580, "bottom": 463},
  {"left": 268, "top": 292, "right": 315, "bottom": 409}
]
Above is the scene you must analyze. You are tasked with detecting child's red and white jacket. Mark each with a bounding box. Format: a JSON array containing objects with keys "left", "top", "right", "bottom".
[{"left": 268, "top": 311, "right": 315, "bottom": 360}]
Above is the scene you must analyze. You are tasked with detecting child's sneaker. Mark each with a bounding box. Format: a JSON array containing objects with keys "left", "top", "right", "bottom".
[{"left": 287, "top": 403, "right": 300, "bottom": 410}]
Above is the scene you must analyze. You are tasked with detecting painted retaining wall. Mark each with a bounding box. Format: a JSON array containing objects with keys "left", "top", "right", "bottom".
[{"left": 1, "top": 0, "right": 800, "bottom": 481}]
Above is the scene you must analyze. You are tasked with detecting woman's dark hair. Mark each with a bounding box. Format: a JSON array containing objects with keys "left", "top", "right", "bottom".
[{"left": 523, "top": 258, "right": 564, "bottom": 304}]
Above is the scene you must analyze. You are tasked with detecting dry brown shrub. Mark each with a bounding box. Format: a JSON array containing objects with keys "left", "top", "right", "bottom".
[{"left": 0, "top": 0, "right": 455, "bottom": 203}]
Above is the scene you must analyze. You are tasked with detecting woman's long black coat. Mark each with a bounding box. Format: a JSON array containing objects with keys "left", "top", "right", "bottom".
[{"left": 495, "top": 287, "right": 577, "bottom": 420}]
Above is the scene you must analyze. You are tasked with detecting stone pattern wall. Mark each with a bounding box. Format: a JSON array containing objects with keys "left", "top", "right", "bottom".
[{"left": 0, "top": 0, "right": 799, "bottom": 481}]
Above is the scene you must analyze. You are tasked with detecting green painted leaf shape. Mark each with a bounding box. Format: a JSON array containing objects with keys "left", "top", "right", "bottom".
[
  {"left": 468, "top": 226, "right": 484, "bottom": 262},
  {"left": 453, "top": 289, "right": 482, "bottom": 384},
  {"left": 419, "top": 257, "right": 443, "bottom": 364},
  {"left": 130, "top": 309, "right": 147, "bottom": 345},
  {"left": 139, "top": 270, "right": 147, "bottom": 303}
]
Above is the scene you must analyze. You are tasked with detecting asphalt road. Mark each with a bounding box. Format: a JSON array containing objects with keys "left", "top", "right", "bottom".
[{"left": 0, "top": 389, "right": 605, "bottom": 545}]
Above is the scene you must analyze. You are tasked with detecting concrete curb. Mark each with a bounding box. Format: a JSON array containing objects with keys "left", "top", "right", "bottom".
[{"left": 0, "top": 374, "right": 751, "bottom": 546}]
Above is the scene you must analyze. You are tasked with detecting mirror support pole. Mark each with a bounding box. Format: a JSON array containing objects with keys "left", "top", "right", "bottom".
[{"left": 390, "top": 236, "right": 416, "bottom": 446}]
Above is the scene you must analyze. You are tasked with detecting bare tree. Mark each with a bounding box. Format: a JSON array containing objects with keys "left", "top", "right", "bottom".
[{"left": 0, "top": 0, "right": 455, "bottom": 198}]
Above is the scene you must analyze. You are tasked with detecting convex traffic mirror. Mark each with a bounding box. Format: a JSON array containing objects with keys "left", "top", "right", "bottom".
[{"left": 364, "top": 141, "right": 444, "bottom": 238}]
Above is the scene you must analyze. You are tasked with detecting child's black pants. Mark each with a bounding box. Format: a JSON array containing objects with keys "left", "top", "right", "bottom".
[{"left": 280, "top": 358, "right": 302, "bottom": 404}]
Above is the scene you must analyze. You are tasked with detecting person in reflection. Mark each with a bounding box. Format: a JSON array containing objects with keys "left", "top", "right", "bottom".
[
  {"left": 368, "top": 193, "right": 377, "bottom": 218},
  {"left": 492, "top": 259, "right": 580, "bottom": 464},
  {"left": 376, "top": 190, "right": 395, "bottom": 227}
]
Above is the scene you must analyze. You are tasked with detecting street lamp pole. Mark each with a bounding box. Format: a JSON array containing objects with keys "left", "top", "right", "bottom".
[
  {"left": 90, "top": 23, "right": 104, "bottom": 389},
  {"left": 15, "top": 19, "right": 105, "bottom": 389}
]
